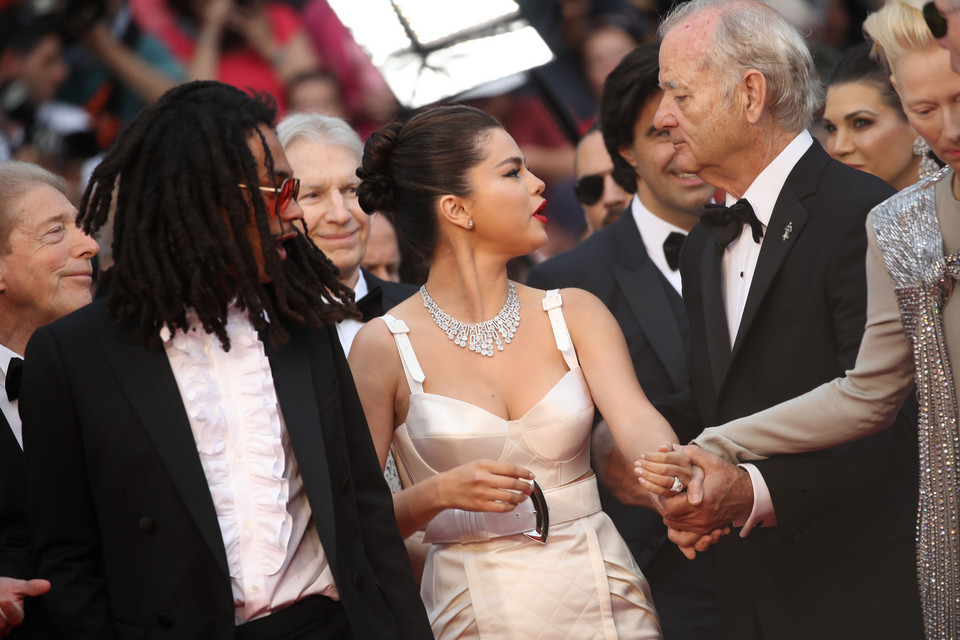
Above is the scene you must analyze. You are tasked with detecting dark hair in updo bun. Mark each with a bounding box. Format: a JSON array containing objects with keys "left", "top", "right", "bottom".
[{"left": 357, "top": 104, "right": 502, "bottom": 261}]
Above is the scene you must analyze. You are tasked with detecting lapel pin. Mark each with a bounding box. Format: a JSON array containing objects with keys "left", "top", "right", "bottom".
[{"left": 782, "top": 222, "right": 793, "bottom": 242}]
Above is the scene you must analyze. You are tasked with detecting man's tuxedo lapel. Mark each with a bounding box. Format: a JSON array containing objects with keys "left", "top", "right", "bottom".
[
  {"left": 700, "top": 238, "right": 731, "bottom": 391},
  {"left": 730, "top": 148, "right": 820, "bottom": 362},
  {"left": 612, "top": 261, "right": 688, "bottom": 391},
  {"left": 609, "top": 214, "right": 689, "bottom": 391},
  {"left": 0, "top": 410, "right": 18, "bottom": 458},
  {"left": 102, "top": 332, "right": 230, "bottom": 578},
  {"left": 262, "top": 327, "right": 338, "bottom": 573}
]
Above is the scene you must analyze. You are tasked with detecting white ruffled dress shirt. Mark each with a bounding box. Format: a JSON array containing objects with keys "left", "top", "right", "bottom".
[{"left": 161, "top": 305, "right": 338, "bottom": 624}]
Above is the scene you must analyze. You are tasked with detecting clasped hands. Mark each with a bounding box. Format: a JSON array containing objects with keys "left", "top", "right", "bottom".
[{"left": 636, "top": 444, "right": 755, "bottom": 559}]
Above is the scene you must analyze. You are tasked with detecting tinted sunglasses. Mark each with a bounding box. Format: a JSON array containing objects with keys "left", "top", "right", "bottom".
[
  {"left": 574, "top": 174, "right": 605, "bottom": 205},
  {"left": 239, "top": 177, "right": 301, "bottom": 217},
  {"left": 924, "top": 1, "right": 948, "bottom": 39}
]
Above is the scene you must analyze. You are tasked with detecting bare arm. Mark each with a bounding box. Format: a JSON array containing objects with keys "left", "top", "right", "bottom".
[
  {"left": 229, "top": 6, "right": 318, "bottom": 83},
  {"left": 186, "top": 0, "right": 231, "bottom": 81},
  {"left": 561, "top": 288, "right": 690, "bottom": 495},
  {"left": 81, "top": 22, "right": 178, "bottom": 104}
]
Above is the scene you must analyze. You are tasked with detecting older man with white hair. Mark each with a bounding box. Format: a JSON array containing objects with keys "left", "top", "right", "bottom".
[
  {"left": 642, "top": 1, "right": 924, "bottom": 638},
  {"left": 0, "top": 161, "right": 99, "bottom": 637},
  {"left": 276, "top": 113, "right": 415, "bottom": 357}
]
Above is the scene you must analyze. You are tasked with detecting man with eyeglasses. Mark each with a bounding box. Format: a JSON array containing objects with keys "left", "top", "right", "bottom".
[
  {"left": 527, "top": 41, "right": 720, "bottom": 639},
  {"left": 19, "top": 81, "right": 431, "bottom": 640},
  {"left": 572, "top": 123, "right": 632, "bottom": 238},
  {"left": 0, "top": 160, "right": 98, "bottom": 638}
]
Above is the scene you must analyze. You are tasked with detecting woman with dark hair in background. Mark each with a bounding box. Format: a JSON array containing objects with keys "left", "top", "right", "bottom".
[
  {"left": 348, "top": 104, "right": 681, "bottom": 639},
  {"left": 822, "top": 41, "right": 936, "bottom": 190}
]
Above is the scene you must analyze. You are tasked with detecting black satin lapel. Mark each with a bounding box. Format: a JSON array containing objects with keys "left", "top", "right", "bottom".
[
  {"left": 612, "top": 262, "right": 689, "bottom": 392},
  {"left": 0, "top": 411, "right": 18, "bottom": 453},
  {"left": 731, "top": 197, "right": 810, "bottom": 360},
  {"left": 262, "top": 327, "right": 337, "bottom": 563},
  {"left": 102, "top": 339, "right": 230, "bottom": 578},
  {"left": 700, "top": 240, "right": 731, "bottom": 391}
]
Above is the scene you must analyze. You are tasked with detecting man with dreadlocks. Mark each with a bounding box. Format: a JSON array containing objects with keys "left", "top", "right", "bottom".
[{"left": 18, "top": 81, "right": 432, "bottom": 640}]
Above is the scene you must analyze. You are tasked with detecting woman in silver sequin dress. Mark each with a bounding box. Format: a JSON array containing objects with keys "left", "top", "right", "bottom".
[{"left": 645, "top": 0, "right": 960, "bottom": 637}]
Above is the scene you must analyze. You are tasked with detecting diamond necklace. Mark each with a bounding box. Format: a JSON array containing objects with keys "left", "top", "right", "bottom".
[{"left": 420, "top": 281, "right": 520, "bottom": 357}]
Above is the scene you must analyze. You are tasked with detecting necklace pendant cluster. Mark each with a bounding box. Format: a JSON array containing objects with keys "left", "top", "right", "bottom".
[{"left": 420, "top": 281, "right": 521, "bottom": 357}]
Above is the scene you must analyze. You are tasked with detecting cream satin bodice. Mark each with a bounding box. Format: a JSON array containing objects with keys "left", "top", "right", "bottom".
[{"left": 384, "top": 290, "right": 595, "bottom": 491}]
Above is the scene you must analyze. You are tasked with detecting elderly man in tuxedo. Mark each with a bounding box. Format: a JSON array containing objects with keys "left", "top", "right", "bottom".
[
  {"left": 276, "top": 112, "right": 415, "bottom": 494},
  {"left": 0, "top": 161, "right": 98, "bottom": 637},
  {"left": 528, "top": 41, "right": 719, "bottom": 639},
  {"left": 643, "top": 1, "right": 923, "bottom": 638},
  {"left": 20, "top": 81, "right": 431, "bottom": 640},
  {"left": 276, "top": 112, "right": 415, "bottom": 357}
]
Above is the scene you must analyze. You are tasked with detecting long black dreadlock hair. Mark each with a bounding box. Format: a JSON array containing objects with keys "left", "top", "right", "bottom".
[{"left": 79, "top": 81, "right": 357, "bottom": 350}]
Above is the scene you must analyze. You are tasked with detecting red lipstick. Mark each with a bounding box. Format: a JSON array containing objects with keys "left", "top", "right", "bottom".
[{"left": 533, "top": 201, "right": 548, "bottom": 224}]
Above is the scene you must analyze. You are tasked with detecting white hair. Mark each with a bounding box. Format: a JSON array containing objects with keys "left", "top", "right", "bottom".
[
  {"left": 659, "top": 0, "right": 823, "bottom": 132},
  {"left": 0, "top": 161, "right": 68, "bottom": 250},
  {"left": 276, "top": 112, "right": 363, "bottom": 160}
]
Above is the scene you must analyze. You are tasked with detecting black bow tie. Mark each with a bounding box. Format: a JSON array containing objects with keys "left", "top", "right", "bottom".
[
  {"left": 6, "top": 357, "right": 23, "bottom": 402},
  {"left": 663, "top": 232, "right": 686, "bottom": 271},
  {"left": 700, "top": 199, "right": 764, "bottom": 249},
  {"left": 355, "top": 287, "right": 384, "bottom": 323}
]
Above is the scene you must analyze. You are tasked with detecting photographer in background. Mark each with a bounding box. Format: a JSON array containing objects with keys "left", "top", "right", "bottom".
[
  {"left": 0, "top": 13, "right": 71, "bottom": 161},
  {"left": 57, "top": 0, "right": 183, "bottom": 149},
  {"left": 0, "top": 10, "right": 100, "bottom": 202},
  {"left": 131, "top": 0, "right": 319, "bottom": 113}
]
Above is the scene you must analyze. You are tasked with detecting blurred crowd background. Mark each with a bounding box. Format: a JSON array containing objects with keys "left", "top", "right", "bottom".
[{"left": 0, "top": 0, "right": 880, "bottom": 281}]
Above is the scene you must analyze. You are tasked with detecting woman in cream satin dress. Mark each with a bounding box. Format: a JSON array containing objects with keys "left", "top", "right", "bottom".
[
  {"left": 641, "top": 1, "right": 960, "bottom": 638},
  {"left": 348, "top": 105, "right": 685, "bottom": 639}
]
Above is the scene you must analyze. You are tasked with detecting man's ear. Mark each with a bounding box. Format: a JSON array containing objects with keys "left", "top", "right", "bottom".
[
  {"left": 437, "top": 194, "right": 473, "bottom": 231},
  {"left": 742, "top": 69, "right": 767, "bottom": 125},
  {"left": 619, "top": 143, "right": 639, "bottom": 169}
]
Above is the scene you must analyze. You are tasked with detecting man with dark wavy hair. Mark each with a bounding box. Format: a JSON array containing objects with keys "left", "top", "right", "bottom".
[{"left": 21, "top": 81, "right": 431, "bottom": 640}]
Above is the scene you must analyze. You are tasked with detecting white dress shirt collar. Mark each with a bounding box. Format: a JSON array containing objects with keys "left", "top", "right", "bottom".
[
  {"left": 336, "top": 269, "right": 368, "bottom": 357},
  {"left": 0, "top": 342, "right": 23, "bottom": 448},
  {"left": 726, "top": 130, "right": 814, "bottom": 225},
  {"left": 630, "top": 195, "right": 689, "bottom": 294}
]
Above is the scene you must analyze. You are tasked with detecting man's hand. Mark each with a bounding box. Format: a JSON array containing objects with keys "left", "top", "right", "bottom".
[
  {"left": 640, "top": 444, "right": 754, "bottom": 556},
  {"left": 0, "top": 577, "right": 50, "bottom": 635}
]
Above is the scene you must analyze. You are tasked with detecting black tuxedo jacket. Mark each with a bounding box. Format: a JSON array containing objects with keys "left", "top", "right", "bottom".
[
  {"left": 527, "top": 212, "right": 719, "bottom": 639},
  {"left": 360, "top": 268, "right": 416, "bottom": 317},
  {"left": 0, "top": 403, "right": 53, "bottom": 639},
  {"left": 20, "top": 299, "right": 432, "bottom": 640},
  {"left": 0, "top": 413, "right": 30, "bottom": 582},
  {"left": 671, "top": 142, "right": 922, "bottom": 639}
]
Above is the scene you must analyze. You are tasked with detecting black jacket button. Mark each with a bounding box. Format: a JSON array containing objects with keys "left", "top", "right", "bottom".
[
  {"left": 157, "top": 613, "right": 174, "bottom": 628},
  {"left": 138, "top": 517, "right": 155, "bottom": 533},
  {"left": 352, "top": 570, "right": 363, "bottom": 587}
]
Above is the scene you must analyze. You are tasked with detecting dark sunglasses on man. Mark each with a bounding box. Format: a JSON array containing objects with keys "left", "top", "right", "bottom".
[
  {"left": 573, "top": 174, "right": 606, "bottom": 205},
  {"left": 924, "top": 1, "right": 949, "bottom": 39},
  {"left": 238, "top": 176, "right": 301, "bottom": 217}
]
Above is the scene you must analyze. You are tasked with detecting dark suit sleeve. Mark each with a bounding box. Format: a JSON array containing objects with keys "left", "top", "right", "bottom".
[
  {"left": 327, "top": 331, "right": 433, "bottom": 638},
  {"left": 21, "top": 326, "right": 115, "bottom": 639}
]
